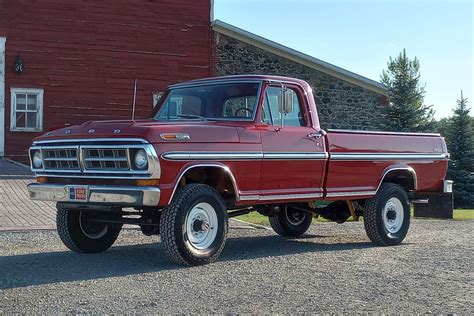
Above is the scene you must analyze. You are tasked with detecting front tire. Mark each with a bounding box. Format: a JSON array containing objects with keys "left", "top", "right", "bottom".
[
  {"left": 56, "top": 204, "right": 123, "bottom": 253},
  {"left": 364, "top": 183, "right": 410, "bottom": 246},
  {"left": 160, "top": 184, "right": 228, "bottom": 266},
  {"left": 269, "top": 205, "right": 313, "bottom": 237}
]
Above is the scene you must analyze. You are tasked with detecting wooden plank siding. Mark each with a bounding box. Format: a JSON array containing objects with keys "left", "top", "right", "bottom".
[{"left": 0, "top": 0, "right": 212, "bottom": 161}]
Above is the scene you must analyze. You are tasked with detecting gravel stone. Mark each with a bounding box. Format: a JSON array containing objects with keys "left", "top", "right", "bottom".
[{"left": 0, "top": 219, "right": 472, "bottom": 314}]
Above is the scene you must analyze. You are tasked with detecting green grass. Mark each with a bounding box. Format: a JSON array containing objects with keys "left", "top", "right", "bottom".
[
  {"left": 235, "top": 212, "right": 330, "bottom": 226},
  {"left": 234, "top": 212, "right": 270, "bottom": 226},
  {"left": 453, "top": 209, "right": 474, "bottom": 220},
  {"left": 235, "top": 209, "right": 474, "bottom": 225}
]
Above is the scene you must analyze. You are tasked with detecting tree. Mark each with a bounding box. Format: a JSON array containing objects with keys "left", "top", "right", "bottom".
[
  {"left": 380, "top": 49, "right": 435, "bottom": 132},
  {"left": 441, "top": 92, "right": 474, "bottom": 208}
]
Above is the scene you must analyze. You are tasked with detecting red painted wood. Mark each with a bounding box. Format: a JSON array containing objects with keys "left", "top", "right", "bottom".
[{"left": 0, "top": 0, "right": 212, "bottom": 161}]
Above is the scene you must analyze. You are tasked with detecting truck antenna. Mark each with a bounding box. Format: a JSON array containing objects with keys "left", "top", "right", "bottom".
[{"left": 131, "top": 78, "right": 138, "bottom": 121}]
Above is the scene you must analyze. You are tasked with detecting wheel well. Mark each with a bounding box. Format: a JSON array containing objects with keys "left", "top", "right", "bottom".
[
  {"left": 176, "top": 166, "right": 237, "bottom": 205},
  {"left": 381, "top": 169, "right": 416, "bottom": 192}
]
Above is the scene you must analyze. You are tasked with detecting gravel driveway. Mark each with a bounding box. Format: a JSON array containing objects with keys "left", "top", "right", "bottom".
[{"left": 0, "top": 219, "right": 472, "bottom": 314}]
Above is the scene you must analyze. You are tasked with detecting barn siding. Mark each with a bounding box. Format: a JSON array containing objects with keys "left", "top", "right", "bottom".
[{"left": 0, "top": 0, "right": 211, "bottom": 161}]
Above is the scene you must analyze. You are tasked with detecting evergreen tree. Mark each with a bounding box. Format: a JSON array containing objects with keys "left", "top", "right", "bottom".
[
  {"left": 443, "top": 92, "right": 474, "bottom": 208},
  {"left": 380, "top": 49, "right": 434, "bottom": 132}
]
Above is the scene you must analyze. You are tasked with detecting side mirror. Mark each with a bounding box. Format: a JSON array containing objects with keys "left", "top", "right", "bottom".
[{"left": 279, "top": 88, "right": 294, "bottom": 114}]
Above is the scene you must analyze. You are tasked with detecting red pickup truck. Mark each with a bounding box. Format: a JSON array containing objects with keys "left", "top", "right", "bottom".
[{"left": 27, "top": 75, "right": 451, "bottom": 265}]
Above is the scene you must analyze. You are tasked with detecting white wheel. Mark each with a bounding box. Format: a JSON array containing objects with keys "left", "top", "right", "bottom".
[
  {"left": 160, "top": 184, "right": 228, "bottom": 265},
  {"left": 382, "top": 197, "right": 404, "bottom": 233},
  {"left": 186, "top": 202, "right": 219, "bottom": 250},
  {"left": 285, "top": 208, "right": 306, "bottom": 226},
  {"left": 364, "top": 183, "right": 410, "bottom": 246},
  {"left": 269, "top": 205, "right": 312, "bottom": 237}
]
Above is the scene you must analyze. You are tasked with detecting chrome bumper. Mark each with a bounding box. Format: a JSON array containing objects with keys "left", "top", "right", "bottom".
[{"left": 27, "top": 183, "right": 160, "bottom": 207}]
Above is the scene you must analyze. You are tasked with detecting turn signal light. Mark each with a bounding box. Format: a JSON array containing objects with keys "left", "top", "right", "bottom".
[
  {"left": 36, "top": 177, "right": 48, "bottom": 183},
  {"left": 160, "top": 133, "right": 190, "bottom": 141},
  {"left": 135, "top": 179, "right": 160, "bottom": 186}
]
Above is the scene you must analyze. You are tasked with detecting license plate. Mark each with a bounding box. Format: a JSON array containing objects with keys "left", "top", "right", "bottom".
[{"left": 68, "top": 186, "right": 89, "bottom": 202}]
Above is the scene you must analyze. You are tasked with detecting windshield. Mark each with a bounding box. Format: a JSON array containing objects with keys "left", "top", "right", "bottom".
[{"left": 153, "top": 82, "right": 261, "bottom": 121}]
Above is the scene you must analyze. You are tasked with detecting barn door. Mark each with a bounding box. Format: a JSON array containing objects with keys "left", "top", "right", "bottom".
[{"left": 0, "top": 37, "right": 5, "bottom": 156}]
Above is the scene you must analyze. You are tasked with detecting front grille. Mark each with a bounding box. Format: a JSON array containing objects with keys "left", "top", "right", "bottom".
[
  {"left": 42, "top": 147, "right": 80, "bottom": 170},
  {"left": 29, "top": 139, "right": 159, "bottom": 179},
  {"left": 83, "top": 148, "right": 129, "bottom": 171}
]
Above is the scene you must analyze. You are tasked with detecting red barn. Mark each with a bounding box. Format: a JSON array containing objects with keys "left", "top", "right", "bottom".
[
  {"left": 0, "top": 0, "right": 213, "bottom": 161},
  {"left": 0, "top": 1, "right": 389, "bottom": 163}
]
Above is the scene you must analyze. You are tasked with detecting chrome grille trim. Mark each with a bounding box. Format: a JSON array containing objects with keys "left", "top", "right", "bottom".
[
  {"left": 82, "top": 147, "right": 129, "bottom": 171},
  {"left": 29, "top": 139, "right": 160, "bottom": 179}
]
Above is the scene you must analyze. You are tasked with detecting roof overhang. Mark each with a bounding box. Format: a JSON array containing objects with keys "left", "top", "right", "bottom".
[{"left": 212, "top": 20, "right": 389, "bottom": 97}]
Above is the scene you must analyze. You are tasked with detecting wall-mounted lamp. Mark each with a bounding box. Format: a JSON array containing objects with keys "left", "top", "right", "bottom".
[{"left": 14, "top": 52, "right": 24, "bottom": 74}]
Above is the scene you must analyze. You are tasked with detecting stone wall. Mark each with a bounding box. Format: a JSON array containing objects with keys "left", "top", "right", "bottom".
[{"left": 214, "top": 33, "right": 386, "bottom": 130}]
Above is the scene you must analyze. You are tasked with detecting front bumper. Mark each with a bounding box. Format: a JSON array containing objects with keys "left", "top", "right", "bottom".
[{"left": 27, "top": 183, "right": 160, "bottom": 207}]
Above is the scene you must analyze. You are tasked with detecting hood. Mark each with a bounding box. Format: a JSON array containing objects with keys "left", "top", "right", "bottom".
[{"left": 34, "top": 119, "right": 241, "bottom": 143}]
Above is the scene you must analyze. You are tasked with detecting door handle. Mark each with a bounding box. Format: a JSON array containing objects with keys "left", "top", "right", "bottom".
[
  {"left": 307, "top": 133, "right": 322, "bottom": 139},
  {"left": 307, "top": 130, "right": 327, "bottom": 140}
]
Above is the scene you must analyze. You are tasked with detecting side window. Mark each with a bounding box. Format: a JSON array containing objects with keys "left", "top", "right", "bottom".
[
  {"left": 10, "top": 88, "right": 44, "bottom": 132},
  {"left": 223, "top": 96, "right": 256, "bottom": 118},
  {"left": 262, "top": 86, "right": 304, "bottom": 127}
]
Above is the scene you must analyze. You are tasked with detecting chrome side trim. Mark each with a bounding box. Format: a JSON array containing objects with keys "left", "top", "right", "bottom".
[
  {"left": 162, "top": 152, "right": 329, "bottom": 161},
  {"left": 376, "top": 166, "right": 418, "bottom": 192},
  {"left": 27, "top": 183, "right": 160, "bottom": 206},
  {"left": 239, "top": 192, "right": 323, "bottom": 201},
  {"left": 33, "top": 138, "right": 149, "bottom": 145},
  {"left": 330, "top": 153, "right": 448, "bottom": 161},
  {"left": 162, "top": 152, "right": 263, "bottom": 161},
  {"left": 325, "top": 191, "right": 377, "bottom": 198},
  {"left": 168, "top": 164, "right": 240, "bottom": 203},
  {"left": 263, "top": 152, "right": 328, "bottom": 160},
  {"left": 238, "top": 195, "right": 260, "bottom": 201},
  {"left": 327, "top": 129, "right": 441, "bottom": 137}
]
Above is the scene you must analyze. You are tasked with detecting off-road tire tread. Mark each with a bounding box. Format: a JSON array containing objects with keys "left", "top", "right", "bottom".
[
  {"left": 57, "top": 204, "right": 83, "bottom": 252},
  {"left": 160, "top": 184, "right": 228, "bottom": 266},
  {"left": 364, "top": 183, "right": 409, "bottom": 246},
  {"left": 56, "top": 203, "right": 122, "bottom": 253},
  {"left": 268, "top": 215, "right": 288, "bottom": 236}
]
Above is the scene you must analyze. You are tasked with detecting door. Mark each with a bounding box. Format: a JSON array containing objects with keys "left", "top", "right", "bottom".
[
  {"left": 0, "top": 37, "right": 5, "bottom": 156},
  {"left": 259, "top": 83, "right": 327, "bottom": 201}
]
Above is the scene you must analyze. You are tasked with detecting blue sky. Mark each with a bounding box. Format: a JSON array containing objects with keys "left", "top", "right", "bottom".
[{"left": 214, "top": 0, "right": 473, "bottom": 119}]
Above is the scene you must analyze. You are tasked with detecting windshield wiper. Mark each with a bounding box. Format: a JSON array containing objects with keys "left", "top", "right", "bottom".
[{"left": 175, "top": 114, "right": 208, "bottom": 121}]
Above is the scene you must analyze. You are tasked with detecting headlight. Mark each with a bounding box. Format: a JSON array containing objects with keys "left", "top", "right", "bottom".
[
  {"left": 134, "top": 149, "right": 148, "bottom": 170},
  {"left": 32, "top": 150, "right": 43, "bottom": 169}
]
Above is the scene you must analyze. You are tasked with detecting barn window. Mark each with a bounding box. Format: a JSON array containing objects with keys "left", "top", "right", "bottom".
[{"left": 10, "top": 88, "right": 44, "bottom": 132}]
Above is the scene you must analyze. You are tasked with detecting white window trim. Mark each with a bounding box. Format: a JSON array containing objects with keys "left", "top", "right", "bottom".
[{"left": 10, "top": 87, "right": 44, "bottom": 132}]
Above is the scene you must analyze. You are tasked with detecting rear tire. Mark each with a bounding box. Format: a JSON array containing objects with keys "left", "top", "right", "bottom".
[
  {"left": 160, "top": 184, "right": 228, "bottom": 266},
  {"left": 56, "top": 204, "right": 122, "bottom": 253},
  {"left": 269, "top": 205, "right": 312, "bottom": 237},
  {"left": 364, "top": 183, "right": 410, "bottom": 246}
]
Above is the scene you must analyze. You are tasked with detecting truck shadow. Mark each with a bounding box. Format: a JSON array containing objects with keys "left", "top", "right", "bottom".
[{"left": 0, "top": 234, "right": 377, "bottom": 290}]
